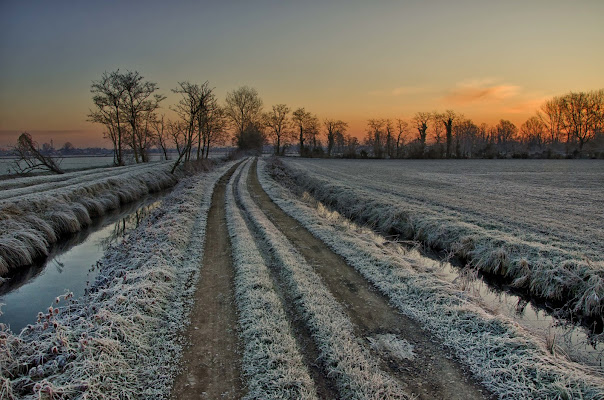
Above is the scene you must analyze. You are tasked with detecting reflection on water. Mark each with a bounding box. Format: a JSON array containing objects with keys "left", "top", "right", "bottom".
[
  {"left": 405, "top": 246, "right": 604, "bottom": 369},
  {"left": 0, "top": 192, "right": 166, "bottom": 332}
]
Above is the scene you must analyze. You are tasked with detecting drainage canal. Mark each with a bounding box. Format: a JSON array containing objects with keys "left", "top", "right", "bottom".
[{"left": 0, "top": 190, "right": 168, "bottom": 332}]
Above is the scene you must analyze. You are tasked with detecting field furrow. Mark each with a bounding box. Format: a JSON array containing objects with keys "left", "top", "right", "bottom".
[
  {"left": 276, "top": 158, "right": 604, "bottom": 320},
  {"left": 258, "top": 158, "right": 604, "bottom": 399},
  {"left": 0, "top": 161, "right": 172, "bottom": 201}
]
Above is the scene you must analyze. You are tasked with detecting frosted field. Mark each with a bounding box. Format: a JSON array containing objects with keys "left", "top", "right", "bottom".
[
  {"left": 278, "top": 158, "right": 604, "bottom": 318},
  {"left": 3, "top": 157, "right": 604, "bottom": 399},
  {"left": 0, "top": 161, "right": 177, "bottom": 274},
  {"left": 0, "top": 156, "right": 114, "bottom": 175},
  {"left": 0, "top": 151, "right": 231, "bottom": 175}
]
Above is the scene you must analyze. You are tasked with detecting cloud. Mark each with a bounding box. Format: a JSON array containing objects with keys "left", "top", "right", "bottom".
[
  {"left": 503, "top": 96, "right": 550, "bottom": 114},
  {"left": 443, "top": 79, "right": 521, "bottom": 105},
  {"left": 369, "top": 86, "right": 431, "bottom": 97}
]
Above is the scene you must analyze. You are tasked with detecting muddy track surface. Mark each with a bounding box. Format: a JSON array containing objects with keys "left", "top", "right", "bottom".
[
  {"left": 172, "top": 162, "right": 243, "bottom": 400},
  {"left": 173, "top": 158, "right": 493, "bottom": 399}
]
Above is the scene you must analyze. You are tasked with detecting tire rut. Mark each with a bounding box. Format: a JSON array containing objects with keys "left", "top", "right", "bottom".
[
  {"left": 171, "top": 162, "right": 243, "bottom": 400},
  {"left": 231, "top": 164, "right": 340, "bottom": 399},
  {"left": 247, "top": 158, "right": 493, "bottom": 400}
]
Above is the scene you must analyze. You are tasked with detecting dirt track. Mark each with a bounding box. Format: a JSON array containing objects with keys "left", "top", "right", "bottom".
[
  {"left": 172, "top": 163, "right": 243, "bottom": 399},
  {"left": 173, "top": 158, "right": 492, "bottom": 399}
]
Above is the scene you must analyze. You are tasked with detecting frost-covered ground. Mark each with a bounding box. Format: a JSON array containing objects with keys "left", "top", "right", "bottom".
[
  {"left": 277, "top": 158, "right": 604, "bottom": 320},
  {"left": 259, "top": 158, "right": 604, "bottom": 399},
  {"left": 0, "top": 156, "right": 115, "bottom": 176},
  {"left": 230, "top": 160, "right": 409, "bottom": 399},
  {"left": 0, "top": 161, "right": 235, "bottom": 399},
  {"left": 0, "top": 162, "right": 177, "bottom": 275}
]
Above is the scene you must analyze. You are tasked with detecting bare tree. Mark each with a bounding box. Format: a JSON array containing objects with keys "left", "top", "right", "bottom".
[
  {"left": 292, "top": 107, "right": 312, "bottom": 156},
  {"left": 306, "top": 114, "right": 321, "bottom": 154},
  {"left": 172, "top": 81, "right": 214, "bottom": 161},
  {"left": 225, "top": 86, "right": 263, "bottom": 150},
  {"left": 495, "top": 119, "right": 518, "bottom": 155},
  {"left": 559, "top": 90, "right": 603, "bottom": 154},
  {"left": 264, "top": 104, "right": 291, "bottom": 155},
  {"left": 538, "top": 97, "right": 564, "bottom": 145},
  {"left": 121, "top": 71, "right": 165, "bottom": 163},
  {"left": 412, "top": 112, "right": 431, "bottom": 155},
  {"left": 334, "top": 130, "right": 346, "bottom": 155},
  {"left": 344, "top": 134, "right": 359, "bottom": 158},
  {"left": 89, "top": 70, "right": 128, "bottom": 166},
  {"left": 384, "top": 119, "right": 395, "bottom": 158},
  {"left": 89, "top": 70, "right": 164, "bottom": 165},
  {"left": 151, "top": 115, "right": 170, "bottom": 160},
  {"left": 200, "top": 100, "right": 228, "bottom": 158},
  {"left": 435, "top": 110, "right": 460, "bottom": 158},
  {"left": 454, "top": 119, "right": 480, "bottom": 158},
  {"left": 520, "top": 116, "right": 546, "bottom": 151},
  {"left": 395, "top": 118, "right": 409, "bottom": 158},
  {"left": 167, "top": 120, "right": 189, "bottom": 173},
  {"left": 366, "top": 119, "right": 385, "bottom": 158},
  {"left": 324, "top": 119, "right": 348, "bottom": 157},
  {"left": 13, "top": 132, "right": 64, "bottom": 174}
]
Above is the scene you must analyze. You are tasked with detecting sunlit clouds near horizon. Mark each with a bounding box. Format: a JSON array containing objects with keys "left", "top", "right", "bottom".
[{"left": 1, "top": 0, "right": 603, "bottom": 147}]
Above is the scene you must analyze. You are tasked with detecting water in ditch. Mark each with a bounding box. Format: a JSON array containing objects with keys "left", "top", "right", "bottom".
[
  {"left": 0, "top": 192, "right": 167, "bottom": 333},
  {"left": 401, "top": 244, "right": 604, "bottom": 370}
]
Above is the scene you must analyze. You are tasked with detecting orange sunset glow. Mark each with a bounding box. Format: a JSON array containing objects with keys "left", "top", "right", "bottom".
[{"left": 1, "top": 1, "right": 603, "bottom": 148}]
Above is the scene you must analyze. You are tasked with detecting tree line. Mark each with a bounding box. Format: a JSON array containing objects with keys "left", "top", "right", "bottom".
[
  {"left": 377, "top": 89, "right": 604, "bottom": 159},
  {"left": 88, "top": 70, "right": 603, "bottom": 163},
  {"left": 12, "top": 72, "right": 600, "bottom": 176},
  {"left": 252, "top": 89, "right": 604, "bottom": 160}
]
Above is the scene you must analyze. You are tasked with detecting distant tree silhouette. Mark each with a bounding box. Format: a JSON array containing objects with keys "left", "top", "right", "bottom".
[
  {"left": 172, "top": 81, "right": 214, "bottom": 162},
  {"left": 559, "top": 90, "right": 604, "bottom": 154},
  {"left": 324, "top": 119, "right": 348, "bottom": 157},
  {"left": 434, "top": 110, "right": 460, "bottom": 158},
  {"left": 225, "top": 86, "right": 264, "bottom": 150},
  {"left": 151, "top": 115, "right": 170, "bottom": 160},
  {"left": 200, "top": 99, "right": 228, "bottom": 159},
  {"left": 366, "top": 119, "right": 385, "bottom": 158},
  {"left": 89, "top": 70, "right": 164, "bottom": 165},
  {"left": 237, "top": 123, "right": 265, "bottom": 151},
  {"left": 264, "top": 104, "right": 291, "bottom": 155},
  {"left": 395, "top": 118, "right": 409, "bottom": 158},
  {"left": 412, "top": 112, "right": 431, "bottom": 156},
  {"left": 520, "top": 116, "right": 546, "bottom": 151},
  {"left": 495, "top": 119, "right": 518, "bottom": 155},
  {"left": 121, "top": 71, "right": 165, "bottom": 163},
  {"left": 292, "top": 108, "right": 312, "bottom": 156}
]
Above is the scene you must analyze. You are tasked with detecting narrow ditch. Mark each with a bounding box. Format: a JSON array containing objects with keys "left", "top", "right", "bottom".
[
  {"left": 247, "top": 159, "right": 493, "bottom": 400},
  {"left": 232, "top": 165, "right": 340, "bottom": 398},
  {"left": 171, "top": 162, "right": 243, "bottom": 400},
  {"left": 0, "top": 190, "right": 168, "bottom": 332}
]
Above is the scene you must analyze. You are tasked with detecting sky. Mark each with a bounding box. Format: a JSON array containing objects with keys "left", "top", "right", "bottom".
[{"left": 1, "top": 0, "right": 603, "bottom": 148}]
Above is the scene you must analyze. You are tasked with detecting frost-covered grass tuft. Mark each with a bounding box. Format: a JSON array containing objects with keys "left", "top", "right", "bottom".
[
  {"left": 237, "top": 161, "right": 410, "bottom": 400},
  {"left": 259, "top": 158, "right": 604, "bottom": 400},
  {"left": 367, "top": 334, "right": 415, "bottom": 361},
  {"left": 0, "top": 163, "right": 178, "bottom": 276},
  {"left": 0, "top": 161, "right": 234, "bottom": 399},
  {"left": 271, "top": 159, "right": 604, "bottom": 320},
  {"left": 225, "top": 160, "right": 318, "bottom": 399}
]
